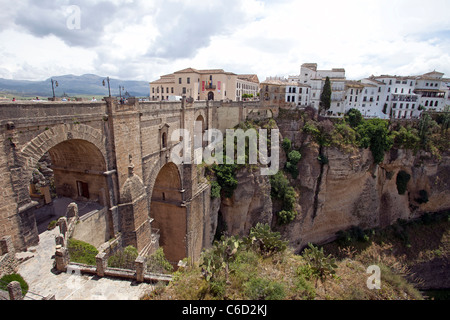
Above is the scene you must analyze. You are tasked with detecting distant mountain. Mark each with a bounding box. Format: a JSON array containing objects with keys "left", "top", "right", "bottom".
[{"left": 0, "top": 74, "right": 150, "bottom": 97}]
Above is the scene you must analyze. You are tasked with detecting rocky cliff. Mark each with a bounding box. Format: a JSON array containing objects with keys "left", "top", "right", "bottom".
[
  {"left": 276, "top": 117, "right": 450, "bottom": 253},
  {"left": 209, "top": 116, "right": 450, "bottom": 254}
]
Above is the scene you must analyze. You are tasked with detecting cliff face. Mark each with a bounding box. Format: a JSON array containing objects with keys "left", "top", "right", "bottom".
[
  {"left": 212, "top": 167, "right": 273, "bottom": 239},
  {"left": 276, "top": 118, "right": 450, "bottom": 252},
  {"left": 208, "top": 117, "right": 450, "bottom": 254}
]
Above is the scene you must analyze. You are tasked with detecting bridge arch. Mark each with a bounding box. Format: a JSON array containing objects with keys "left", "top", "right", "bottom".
[
  {"left": 21, "top": 124, "right": 108, "bottom": 177},
  {"left": 149, "top": 162, "right": 187, "bottom": 265},
  {"left": 17, "top": 124, "right": 112, "bottom": 237}
]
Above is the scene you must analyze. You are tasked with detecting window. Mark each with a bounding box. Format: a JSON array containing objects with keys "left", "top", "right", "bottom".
[
  {"left": 182, "top": 87, "right": 186, "bottom": 94},
  {"left": 425, "top": 100, "right": 429, "bottom": 106},
  {"left": 435, "top": 101, "right": 439, "bottom": 107},
  {"left": 187, "top": 77, "right": 190, "bottom": 84},
  {"left": 171, "top": 87, "right": 174, "bottom": 94},
  {"left": 166, "top": 87, "right": 169, "bottom": 93},
  {"left": 179, "top": 78, "right": 182, "bottom": 84},
  {"left": 395, "top": 88, "right": 398, "bottom": 93},
  {"left": 152, "top": 87, "right": 155, "bottom": 93}
]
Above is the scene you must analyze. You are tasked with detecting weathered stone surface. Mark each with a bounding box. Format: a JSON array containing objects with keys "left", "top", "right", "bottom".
[{"left": 220, "top": 167, "right": 273, "bottom": 237}]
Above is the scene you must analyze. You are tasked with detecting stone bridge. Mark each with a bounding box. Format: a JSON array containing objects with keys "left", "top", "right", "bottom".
[{"left": 0, "top": 98, "right": 276, "bottom": 263}]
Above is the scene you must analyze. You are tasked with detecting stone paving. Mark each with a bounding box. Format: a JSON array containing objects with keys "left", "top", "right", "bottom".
[{"left": 17, "top": 227, "right": 155, "bottom": 300}]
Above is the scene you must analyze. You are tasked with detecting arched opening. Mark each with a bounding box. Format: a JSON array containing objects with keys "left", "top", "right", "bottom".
[
  {"left": 208, "top": 91, "right": 214, "bottom": 101},
  {"left": 30, "top": 139, "right": 109, "bottom": 234},
  {"left": 150, "top": 162, "right": 186, "bottom": 265}
]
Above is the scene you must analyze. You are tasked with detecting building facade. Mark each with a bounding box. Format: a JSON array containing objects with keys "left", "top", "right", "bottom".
[
  {"left": 150, "top": 68, "right": 259, "bottom": 102},
  {"left": 283, "top": 63, "right": 449, "bottom": 119}
]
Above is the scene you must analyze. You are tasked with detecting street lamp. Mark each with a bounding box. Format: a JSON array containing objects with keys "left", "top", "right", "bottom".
[
  {"left": 119, "top": 85, "right": 125, "bottom": 99},
  {"left": 51, "top": 79, "right": 59, "bottom": 99},
  {"left": 103, "top": 77, "right": 111, "bottom": 97}
]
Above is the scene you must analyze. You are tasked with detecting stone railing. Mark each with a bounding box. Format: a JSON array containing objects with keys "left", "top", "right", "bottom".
[
  {"left": 0, "top": 236, "right": 18, "bottom": 279},
  {"left": 54, "top": 208, "right": 171, "bottom": 285}
]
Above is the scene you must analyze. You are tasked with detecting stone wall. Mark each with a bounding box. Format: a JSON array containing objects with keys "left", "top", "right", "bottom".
[
  {"left": 0, "top": 236, "right": 18, "bottom": 278},
  {"left": 71, "top": 207, "right": 109, "bottom": 248}
]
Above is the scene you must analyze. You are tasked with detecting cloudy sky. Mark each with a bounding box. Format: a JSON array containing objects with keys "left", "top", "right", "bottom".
[{"left": 1, "top": 0, "right": 450, "bottom": 83}]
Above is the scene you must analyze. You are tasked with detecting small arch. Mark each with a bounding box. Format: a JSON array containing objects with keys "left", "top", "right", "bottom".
[
  {"left": 208, "top": 91, "right": 214, "bottom": 101},
  {"left": 150, "top": 162, "right": 186, "bottom": 265}
]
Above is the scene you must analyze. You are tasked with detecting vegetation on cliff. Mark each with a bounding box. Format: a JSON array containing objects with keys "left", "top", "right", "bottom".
[
  {"left": 298, "top": 107, "right": 450, "bottom": 162},
  {"left": 143, "top": 220, "right": 434, "bottom": 300}
]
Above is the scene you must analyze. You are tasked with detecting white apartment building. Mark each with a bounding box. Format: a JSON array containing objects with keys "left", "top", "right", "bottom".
[
  {"left": 284, "top": 63, "right": 449, "bottom": 119},
  {"left": 299, "top": 63, "right": 346, "bottom": 112}
]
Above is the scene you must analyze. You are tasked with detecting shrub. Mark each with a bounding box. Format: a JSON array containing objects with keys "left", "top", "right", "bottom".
[
  {"left": 396, "top": 171, "right": 411, "bottom": 195},
  {"left": 277, "top": 210, "right": 298, "bottom": 225},
  {"left": 210, "top": 180, "right": 221, "bottom": 199},
  {"left": 108, "top": 245, "right": 138, "bottom": 269},
  {"left": 270, "top": 171, "right": 296, "bottom": 211},
  {"left": 244, "top": 277, "right": 286, "bottom": 300},
  {"left": 301, "top": 243, "right": 338, "bottom": 288},
  {"left": 357, "top": 119, "right": 393, "bottom": 164},
  {"left": 282, "top": 137, "right": 292, "bottom": 153},
  {"left": 392, "top": 126, "right": 420, "bottom": 152},
  {"left": 0, "top": 274, "right": 29, "bottom": 296},
  {"left": 67, "top": 238, "right": 99, "bottom": 265},
  {"left": 147, "top": 248, "right": 173, "bottom": 274},
  {"left": 288, "top": 150, "right": 302, "bottom": 164},
  {"left": 346, "top": 108, "right": 363, "bottom": 128},
  {"left": 213, "top": 164, "right": 238, "bottom": 199},
  {"left": 246, "top": 223, "right": 288, "bottom": 257}
]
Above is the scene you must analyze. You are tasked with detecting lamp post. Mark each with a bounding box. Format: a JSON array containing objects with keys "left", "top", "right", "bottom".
[
  {"left": 103, "top": 77, "right": 111, "bottom": 97},
  {"left": 51, "top": 79, "right": 59, "bottom": 99},
  {"left": 119, "top": 85, "right": 125, "bottom": 99}
]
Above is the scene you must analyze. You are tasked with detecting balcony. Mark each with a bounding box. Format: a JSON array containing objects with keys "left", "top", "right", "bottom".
[{"left": 205, "top": 84, "right": 216, "bottom": 90}]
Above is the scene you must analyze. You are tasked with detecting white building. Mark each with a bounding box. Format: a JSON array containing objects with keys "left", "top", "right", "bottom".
[
  {"left": 299, "top": 63, "right": 346, "bottom": 111},
  {"left": 284, "top": 64, "right": 449, "bottom": 119}
]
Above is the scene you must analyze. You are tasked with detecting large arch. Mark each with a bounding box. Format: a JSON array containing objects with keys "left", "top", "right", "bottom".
[
  {"left": 149, "top": 162, "right": 187, "bottom": 265},
  {"left": 16, "top": 124, "right": 113, "bottom": 245},
  {"left": 21, "top": 123, "right": 108, "bottom": 179}
]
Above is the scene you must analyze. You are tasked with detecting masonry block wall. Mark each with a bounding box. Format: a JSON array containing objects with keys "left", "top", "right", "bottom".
[{"left": 1, "top": 99, "right": 274, "bottom": 263}]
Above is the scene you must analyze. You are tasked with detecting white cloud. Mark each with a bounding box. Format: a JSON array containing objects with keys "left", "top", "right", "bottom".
[{"left": 0, "top": 0, "right": 449, "bottom": 82}]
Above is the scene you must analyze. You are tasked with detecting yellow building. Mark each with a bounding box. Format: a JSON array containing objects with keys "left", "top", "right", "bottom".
[{"left": 150, "top": 68, "right": 259, "bottom": 102}]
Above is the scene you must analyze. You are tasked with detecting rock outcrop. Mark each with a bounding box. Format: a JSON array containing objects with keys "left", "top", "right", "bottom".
[
  {"left": 208, "top": 116, "right": 450, "bottom": 255},
  {"left": 276, "top": 117, "right": 450, "bottom": 252},
  {"left": 215, "top": 167, "right": 273, "bottom": 238}
]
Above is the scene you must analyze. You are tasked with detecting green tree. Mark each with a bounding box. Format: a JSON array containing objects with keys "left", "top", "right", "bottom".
[
  {"left": 357, "top": 119, "right": 393, "bottom": 164},
  {"left": 345, "top": 108, "right": 363, "bottom": 128},
  {"left": 320, "top": 76, "right": 332, "bottom": 115}
]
